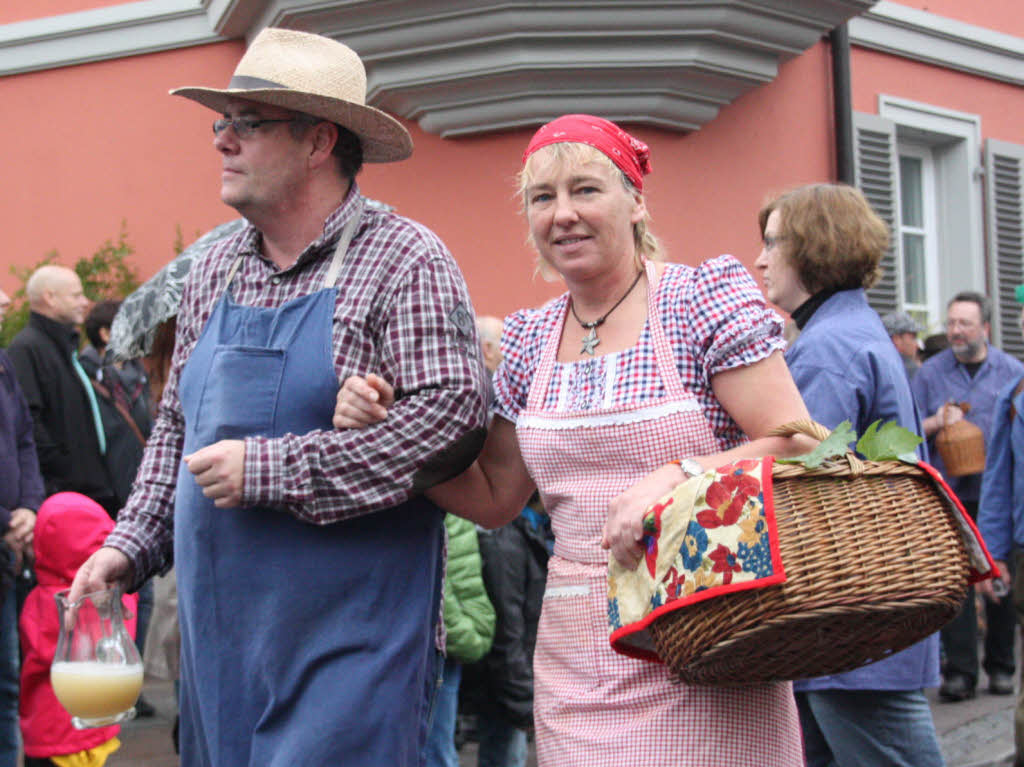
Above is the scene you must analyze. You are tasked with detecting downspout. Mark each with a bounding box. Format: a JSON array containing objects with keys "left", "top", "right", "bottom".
[{"left": 830, "top": 23, "right": 854, "bottom": 184}]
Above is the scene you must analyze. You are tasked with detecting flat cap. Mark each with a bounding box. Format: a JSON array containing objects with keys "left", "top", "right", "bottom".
[{"left": 881, "top": 311, "right": 921, "bottom": 335}]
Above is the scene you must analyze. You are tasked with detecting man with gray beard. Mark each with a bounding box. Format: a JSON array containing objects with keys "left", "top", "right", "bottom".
[{"left": 912, "top": 291, "right": 1024, "bottom": 702}]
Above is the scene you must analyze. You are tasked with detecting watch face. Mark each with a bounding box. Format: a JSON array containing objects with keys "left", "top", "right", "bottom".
[{"left": 680, "top": 458, "right": 704, "bottom": 478}]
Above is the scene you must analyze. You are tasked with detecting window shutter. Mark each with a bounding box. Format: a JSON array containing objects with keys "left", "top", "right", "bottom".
[
  {"left": 986, "top": 138, "right": 1024, "bottom": 359},
  {"left": 854, "top": 112, "right": 901, "bottom": 316}
]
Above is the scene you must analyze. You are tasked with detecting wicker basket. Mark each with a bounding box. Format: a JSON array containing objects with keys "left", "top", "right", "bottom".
[
  {"left": 648, "top": 421, "right": 970, "bottom": 687},
  {"left": 935, "top": 418, "right": 986, "bottom": 477}
]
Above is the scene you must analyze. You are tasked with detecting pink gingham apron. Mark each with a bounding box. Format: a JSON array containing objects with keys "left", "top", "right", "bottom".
[{"left": 517, "top": 261, "right": 804, "bottom": 766}]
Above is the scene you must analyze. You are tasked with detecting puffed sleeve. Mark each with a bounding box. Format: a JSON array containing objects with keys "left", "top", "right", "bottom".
[{"left": 677, "top": 255, "right": 786, "bottom": 382}]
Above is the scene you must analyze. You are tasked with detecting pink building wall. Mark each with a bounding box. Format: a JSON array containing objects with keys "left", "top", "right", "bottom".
[
  {"left": 2, "top": 0, "right": 1020, "bottom": 318},
  {"left": 894, "top": 0, "right": 1024, "bottom": 39},
  {"left": 0, "top": 41, "right": 245, "bottom": 293},
  {"left": 0, "top": 40, "right": 835, "bottom": 319},
  {"left": 851, "top": 47, "right": 1024, "bottom": 144}
]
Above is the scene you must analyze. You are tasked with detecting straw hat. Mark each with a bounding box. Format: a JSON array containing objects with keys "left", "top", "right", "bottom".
[{"left": 170, "top": 28, "right": 412, "bottom": 163}]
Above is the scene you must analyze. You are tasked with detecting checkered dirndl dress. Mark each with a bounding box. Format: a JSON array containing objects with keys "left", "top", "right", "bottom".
[{"left": 510, "top": 261, "right": 803, "bottom": 766}]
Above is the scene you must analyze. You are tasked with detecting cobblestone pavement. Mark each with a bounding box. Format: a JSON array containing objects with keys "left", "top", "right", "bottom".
[{"left": 102, "top": 671, "right": 1014, "bottom": 767}]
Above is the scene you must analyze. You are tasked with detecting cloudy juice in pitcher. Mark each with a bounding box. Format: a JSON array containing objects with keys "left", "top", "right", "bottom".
[
  {"left": 52, "top": 585, "right": 144, "bottom": 728},
  {"left": 51, "top": 661, "right": 144, "bottom": 720}
]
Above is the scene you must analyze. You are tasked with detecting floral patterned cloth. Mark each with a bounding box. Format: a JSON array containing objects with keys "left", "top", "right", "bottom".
[
  {"left": 609, "top": 457, "right": 785, "bottom": 659},
  {"left": 608, "top": 456, "right": 998, "bottom": 662}
]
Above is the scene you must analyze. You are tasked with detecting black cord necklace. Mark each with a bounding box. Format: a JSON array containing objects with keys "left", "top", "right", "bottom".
[{"left": 570, "top": 269, "right": 644, "bottom": 356}]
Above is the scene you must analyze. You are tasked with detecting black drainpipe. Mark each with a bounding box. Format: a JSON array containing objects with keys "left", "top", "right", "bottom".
[{"left": 830, "top": 23, "right": 855, "bottom": 185}]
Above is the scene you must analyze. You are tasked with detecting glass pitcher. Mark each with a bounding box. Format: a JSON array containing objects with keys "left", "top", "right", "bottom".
[{"left": 52, "top": 586, "right": 143, "bottom": 729}]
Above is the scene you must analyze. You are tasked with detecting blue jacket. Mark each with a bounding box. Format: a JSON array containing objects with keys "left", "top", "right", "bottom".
[
  {"left": 786, "top": 289, "right": 938, "bottom": 692},
  {"left": 0, "top": 350, "right": 45, "bottom": 530},
  {"left": 912, "top": 345, "right": 1024, "bottom": 503},
  {"left": 977, "top": 376, "right": 1024, "bottom": 561}
]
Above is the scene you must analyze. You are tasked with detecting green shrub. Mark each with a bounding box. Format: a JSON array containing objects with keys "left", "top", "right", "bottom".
[{"left": 1, "top": 223, "right": 140, "bottom": 348}]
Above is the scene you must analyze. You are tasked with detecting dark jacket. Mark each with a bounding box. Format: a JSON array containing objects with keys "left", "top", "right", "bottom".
[
  {"left": 79, "top": 349, "right": 152, "bottom": 511},
  {"left": 7, "top": 313, "right": 117, "bottom": 514},
  {"left": 0, "top": 350, "right": 45, "bottom": 530},
  {"left": 460, "top": 506, "right": 551, "bottom": 728}
]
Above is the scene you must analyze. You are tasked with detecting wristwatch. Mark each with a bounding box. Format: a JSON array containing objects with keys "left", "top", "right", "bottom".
[{"left": 675, "top": 458, "right": 705, "bottom": 478}]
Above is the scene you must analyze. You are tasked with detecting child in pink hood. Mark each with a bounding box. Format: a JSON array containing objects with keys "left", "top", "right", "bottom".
[{"left": 19, "top": 492, "right": 138, "bottom": 767}]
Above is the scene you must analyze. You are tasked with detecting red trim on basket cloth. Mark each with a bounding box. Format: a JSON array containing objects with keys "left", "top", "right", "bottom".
[
  {"left": 915, "top": 460, "right": 997, "bottom": 584},
  {"left": 609, "top": 457, "right": 998, "bottom": 664},
  {"left": 610, "top": 457, "right": 786, "bottom": 661}
]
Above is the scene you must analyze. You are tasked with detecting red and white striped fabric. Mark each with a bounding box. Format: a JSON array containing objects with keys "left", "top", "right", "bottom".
[{"left": 517, "top": 261, "right": 804, "bottom": 766}]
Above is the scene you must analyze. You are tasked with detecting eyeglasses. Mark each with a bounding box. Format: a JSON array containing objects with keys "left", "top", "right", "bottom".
[
  {"left": 944, "top": 319, "right": 980, "bottom": 330},
  {"left": 762, "top": 235, "right": 787, "bottom": 251},
  {"left": 212, "top": 116, "right": 301, "bottom": 139}
]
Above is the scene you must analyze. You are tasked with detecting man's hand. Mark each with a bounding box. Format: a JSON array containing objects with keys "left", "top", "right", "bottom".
[
  {"left": 938, "top": 402, "right": 964, "bottom": 426},
  {"left": 334, "top": 374, "right": 394, "bottom": 429},
  {"left": 924, "top": 402, "right": 965, "bottom": 437},
  {"left": 68, "top": 547, "right": 132, "bottom": 605},
  {"left": 185, "top": 440, "right": 246, "bottom": 508},
  {"left": 979, "top": 559, "right": 1010, "bottom": 601},
  {"left": 3, "top": 507, "right": 35, "bottom": 553}
]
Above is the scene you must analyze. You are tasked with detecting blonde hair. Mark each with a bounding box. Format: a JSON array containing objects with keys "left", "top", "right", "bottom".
[{"left": 518, "top": 143, "right": 663, "bottom": 279}]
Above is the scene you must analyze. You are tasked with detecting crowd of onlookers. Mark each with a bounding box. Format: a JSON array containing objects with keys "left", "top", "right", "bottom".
[
  {"left": 0, "top": 270, "right": 163, "bottom": 766},
  {"left": 0, "top": 270, "right": 554, "bottom": 766}
]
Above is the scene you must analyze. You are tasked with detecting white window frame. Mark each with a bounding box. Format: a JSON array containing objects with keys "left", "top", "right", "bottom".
[
  {"left": 897, "top": 144, "right": 941, "bottom": 329},
  {"left": 878, "top": 96, "right": 985, "bottom": 312}
]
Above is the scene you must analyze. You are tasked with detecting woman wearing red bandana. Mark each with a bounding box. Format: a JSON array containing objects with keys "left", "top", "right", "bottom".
[{"left": 336, "top": 114, "right": 812, "bottom": 765}]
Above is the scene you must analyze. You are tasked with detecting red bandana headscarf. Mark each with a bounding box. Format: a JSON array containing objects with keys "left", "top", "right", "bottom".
[{"left": 522, "top": 114, "right": 652, "bottom": 191}]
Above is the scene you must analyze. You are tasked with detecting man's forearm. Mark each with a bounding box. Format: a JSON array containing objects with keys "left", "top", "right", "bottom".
[{"left": 243, "top": 384, "right": 487, "bottom": 523}]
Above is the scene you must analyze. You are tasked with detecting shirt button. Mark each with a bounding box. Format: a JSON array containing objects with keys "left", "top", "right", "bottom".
[{"left": 271, "top": 276, "right": 281, "bottom": 285}]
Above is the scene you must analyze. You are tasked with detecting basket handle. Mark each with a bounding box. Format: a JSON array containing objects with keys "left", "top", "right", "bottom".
[
  {"left": 766, "top": 419, "right": 866, "bottom": 474},
  {"left": 766, "top": 419, "right": 832, "bottom": 441}
]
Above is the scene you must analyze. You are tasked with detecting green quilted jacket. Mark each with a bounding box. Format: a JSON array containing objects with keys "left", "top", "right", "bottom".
[{"left": 443, "top": 514, "right": 495, "bottom": 663}]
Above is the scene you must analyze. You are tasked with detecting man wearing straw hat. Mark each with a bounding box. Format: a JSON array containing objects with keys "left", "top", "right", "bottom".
[
  {"left": 912, "top": 291, "right": 1023, "bottom": 703},
  {"left": 70, "top": 28, "right": 488, "bottom": 766}
]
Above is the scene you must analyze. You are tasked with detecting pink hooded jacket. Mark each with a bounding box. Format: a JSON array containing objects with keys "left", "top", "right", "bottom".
[{"left": 19, "top": 492, "right": 138, "bottom": 758}]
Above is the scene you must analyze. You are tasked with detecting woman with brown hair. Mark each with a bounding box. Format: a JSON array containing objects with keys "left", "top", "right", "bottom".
[{"left": 754, "top": 183, "right": 941, "bottom": 767}]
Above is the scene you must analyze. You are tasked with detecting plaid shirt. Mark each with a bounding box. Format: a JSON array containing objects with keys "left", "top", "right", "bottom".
[{"left": 106, "top": 186, "right": 489, "bottom": 584}]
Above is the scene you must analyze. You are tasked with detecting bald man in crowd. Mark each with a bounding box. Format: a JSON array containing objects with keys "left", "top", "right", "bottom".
[
  {"left": 476, "top": 315, "right": 504, "bottom": 375},
  {"left": 7, "top": 266, "right": 119, "bottom": 516}
]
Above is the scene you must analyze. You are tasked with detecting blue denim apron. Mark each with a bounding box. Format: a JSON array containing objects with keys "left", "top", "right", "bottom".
[{"left": 174, "top": 212, "right": 443, "bottom": 766}]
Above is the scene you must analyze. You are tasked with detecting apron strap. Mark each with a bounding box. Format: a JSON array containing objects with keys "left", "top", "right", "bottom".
[
  {"left": 644, "top": 260, "right": 688, "bottom": 398},
  {"left": 224, "top": 252, "right": 245, "bottom": 288},
  {"left": 526, "top": 298, "right": 568, "bottom": 411},
  {"left": 322, "top": 197, "right": 365, "bottom": 288},
  {"left": 221, "top": 196, "right": 366, "bottom": 293}
]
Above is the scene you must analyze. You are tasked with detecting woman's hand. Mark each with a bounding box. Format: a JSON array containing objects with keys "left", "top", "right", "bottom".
[
  {"left": 333, "top": 374, "right": 395, "bottom": 429},
  {"left": 602, "top": 462, "right": 685, "bottom": 569}
]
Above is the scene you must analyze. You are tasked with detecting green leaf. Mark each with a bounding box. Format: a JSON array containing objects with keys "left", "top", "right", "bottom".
[
  {"left": 776, "top": 420, "right": 857, "bottom": 469},
  {"left": 855, "top": 419, "right": 922, "bottom": 463}
]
